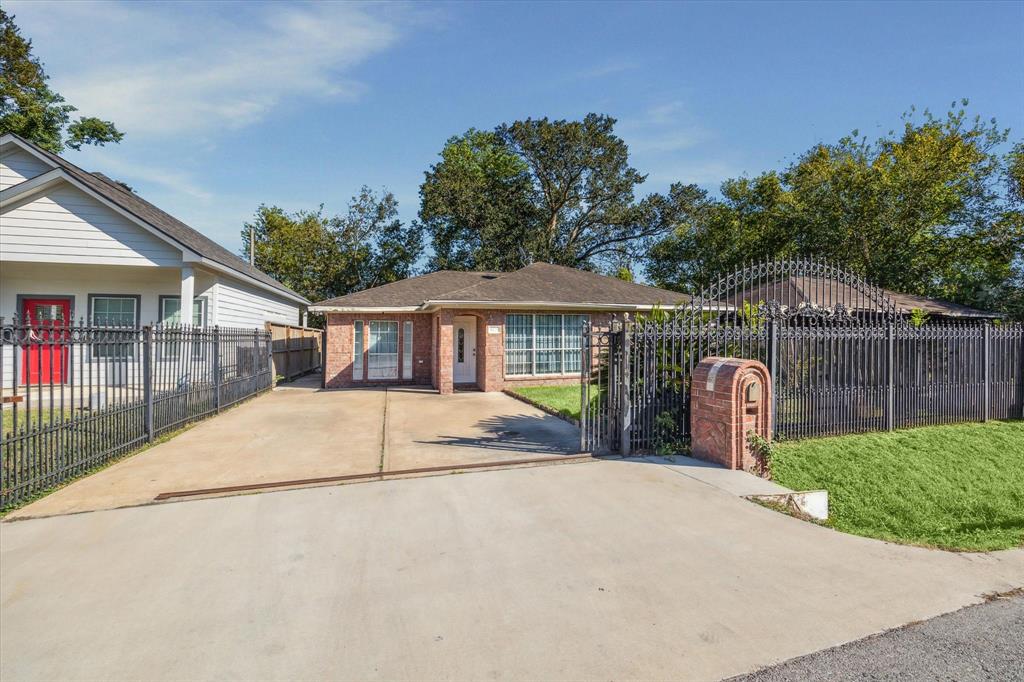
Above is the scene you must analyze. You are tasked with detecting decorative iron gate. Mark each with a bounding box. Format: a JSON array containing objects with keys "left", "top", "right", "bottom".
[
  {"left": 578, "top": 258, "right": 1021, "bottom": 454},
  {"left": 579, "top": 321, "right": 622, "bottom": 453}
]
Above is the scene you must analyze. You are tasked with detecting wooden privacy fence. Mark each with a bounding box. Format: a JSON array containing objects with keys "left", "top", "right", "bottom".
[
  {"left": 0, "top": 319, "right": 273, "bottom": 508},
  {"left": 580, "top": 259, "right": 1024, "bottom": 454},
  {"left": 266, "top": 323, "right": 322, "bottom": 381}
]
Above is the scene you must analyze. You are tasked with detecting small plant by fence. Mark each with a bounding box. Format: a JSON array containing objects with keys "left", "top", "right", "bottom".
[
  {"left": 0, "top": 319, "right": 272, "bottom": 507},
  {"left": 580, "top": 259, "right": 1024, "bottom": 454}
]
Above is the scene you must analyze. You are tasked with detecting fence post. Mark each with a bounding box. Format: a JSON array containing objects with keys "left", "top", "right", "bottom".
[
  {"left": 213, "top": 325, "right": 221, "bottom": 413},
  {"left": 619, "top": 314, "right": 632, "bottom": 456},
  {"left": 885, "top": 320, "right": 895, "bottom": 431},
  {"left": 768, "top": 317, "right": 778, "bottom": 437},
  {"left": 143, "top": 325, "right": 154, "bottom": 443},
  {"left": 983, "top": 320, "right": 991, "bottom": 422},
  {"left": 284, "top": 325, "right": 292, "bottom": 381},
  {"left": 266, "top": 327, "right": 274, "bottom": 387}
]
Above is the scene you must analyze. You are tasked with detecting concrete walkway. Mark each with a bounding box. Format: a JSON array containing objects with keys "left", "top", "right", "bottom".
[
  {"left": 3, "top": 459, "right": 1022, "bottom": 681},
  {"left": 7, "top": 382, "right": 582, "bottom": 519}
]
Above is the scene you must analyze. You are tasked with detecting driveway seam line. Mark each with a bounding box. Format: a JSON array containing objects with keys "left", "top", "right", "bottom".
[{"left": 379, "top": 388, "right": 389, "bottom": 473}]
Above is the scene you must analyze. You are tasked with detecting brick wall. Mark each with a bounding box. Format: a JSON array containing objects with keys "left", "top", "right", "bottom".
[
  {"left": 325, "top": 308, "right": 619, "bottom": 393},
  {"left": 324, "top": 312, "right": 433, "bottom": 388},
  {"left": 690, "top": 357, "right": 772, "bottom": 471}
]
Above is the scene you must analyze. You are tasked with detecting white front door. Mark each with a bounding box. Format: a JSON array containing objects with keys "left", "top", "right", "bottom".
[{"left": 453, "top": 316, "right": 477, "bottom": 384}]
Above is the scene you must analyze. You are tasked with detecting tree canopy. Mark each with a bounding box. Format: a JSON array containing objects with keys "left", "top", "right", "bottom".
[
  {"left": 647, "top": 102, "right": 1024, "bottom": 319},
  {"left": 0, "top": 10, "right": 123, "bottom": 153},
  {"left": 241, "top": 187, "right": 423, "bottom": 305},
  {"left": 420, "top": 114, "right": 699, "bottom": 272}
]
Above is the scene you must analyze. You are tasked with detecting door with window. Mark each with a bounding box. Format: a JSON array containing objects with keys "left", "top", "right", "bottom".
[
  {"left": 453, "top": 316, "right": 477, "bottom": 384},
  {"left": 367, "top": 321, "right": 399, "bottom": 380},
  {"left": 21, "top": 297, "right": 71, "bottom": 384}
]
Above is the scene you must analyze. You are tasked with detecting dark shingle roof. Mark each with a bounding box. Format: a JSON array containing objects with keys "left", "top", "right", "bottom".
[
  {"left": 735, "top": 275, "right": 998, "bottom": 318},
  {"left": 6, "top": 134, "right": 305, "bottom": 302},
  {"left": 314, "top": 262, "right": 690, "bottom": 309},
  {"left": 315, "top": 271, "right": 505, "bottom": 307}
]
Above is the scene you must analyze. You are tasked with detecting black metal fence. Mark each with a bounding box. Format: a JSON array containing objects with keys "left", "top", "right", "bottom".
[
  {"left": 1, "top": 319, "right": 272, "bottom": 507},
  {"left": 580, "top": 259, "right": 1024, "bottom": 454}
]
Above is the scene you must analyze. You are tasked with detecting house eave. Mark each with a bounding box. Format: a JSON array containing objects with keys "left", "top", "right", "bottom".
[{"left": 310, "top": 301, "right": 681, "bottom": 313}]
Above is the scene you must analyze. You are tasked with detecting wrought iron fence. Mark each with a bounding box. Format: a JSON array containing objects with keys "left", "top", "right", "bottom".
[
  {"left": 0, "top": 319, "right": 272, "bottom": 507},
  {"left": 580, "top": 259, "right": 1024, "bottom": 453}
]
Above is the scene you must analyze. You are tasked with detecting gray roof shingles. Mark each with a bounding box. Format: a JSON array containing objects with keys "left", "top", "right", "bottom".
[
  {"left": 735, "top": 275, "right": 998, "bottom": 318},
  {"left": 314, "top": 262, "right": 691, "bottom": 309}
]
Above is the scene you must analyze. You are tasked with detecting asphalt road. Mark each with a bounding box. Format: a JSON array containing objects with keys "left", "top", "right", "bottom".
[{"left": 733, "top": 593, "right": 1024, "bottom": 681}]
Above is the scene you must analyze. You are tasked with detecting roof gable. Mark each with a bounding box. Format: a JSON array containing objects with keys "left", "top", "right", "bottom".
[{"left": 0, "top": 134, "right": 307, "bottom": 304}]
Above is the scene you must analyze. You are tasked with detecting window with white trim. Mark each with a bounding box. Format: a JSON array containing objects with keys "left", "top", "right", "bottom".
[
  {"left": 160, "top": 297, "right": 206, "bottom": 326},
  {"left": 353, "top": 321, "right": 364, "bottom": 380},
  {"left": 504, "top": 314, "right": 588, "bottom": 376},
  {"left": 160, "top": 297, "right": 207, "bottom": 359},
  {"left": 367, "top": 320, "right": 399, "bottom": 379},
  {"left": 402, "top": 320, "right": 413, "bottom": 379},
  {"left": 90, "top": 296, "right": 138, "bottom": 358}
]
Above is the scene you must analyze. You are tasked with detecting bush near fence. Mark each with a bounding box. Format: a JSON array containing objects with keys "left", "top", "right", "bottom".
[{"left": 0, "top": 321, "right": 273, "bottom": 508}]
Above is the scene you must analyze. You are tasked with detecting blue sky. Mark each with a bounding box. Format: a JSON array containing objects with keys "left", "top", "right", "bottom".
[{"left": 8, "top": 0, "right": 1024, "bottom": 259}]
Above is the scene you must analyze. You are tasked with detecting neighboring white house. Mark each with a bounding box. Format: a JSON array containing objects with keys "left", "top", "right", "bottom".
[{"left": 0, "top": 133, "right": 308, "bottom": 331}]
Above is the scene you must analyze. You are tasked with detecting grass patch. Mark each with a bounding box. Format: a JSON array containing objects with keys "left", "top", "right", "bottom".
[
  {"left": 771, "top": 421, "right": 1024, "bottom": 552},
  {"left": 507, "top": 384, "right": 586, "bottom": 421},
  {"left": 2, "top": 407, "right": 73, "bottom": 435}
]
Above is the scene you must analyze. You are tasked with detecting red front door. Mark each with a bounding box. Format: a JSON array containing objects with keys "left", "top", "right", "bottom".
[{"left": 21, "top": 298, "right": 71, "bottom": 385}]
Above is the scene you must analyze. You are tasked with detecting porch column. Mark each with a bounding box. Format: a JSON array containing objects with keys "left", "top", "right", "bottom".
[
  {"left": 436, "top": 309, "right": 454, "bottom": 394},
  {"left": 180, "top": 266, "right": 195, "bottom": 326}
]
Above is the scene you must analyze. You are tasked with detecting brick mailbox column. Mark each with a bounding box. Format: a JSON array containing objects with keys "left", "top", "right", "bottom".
[{"left": 690, "top": 357, "right": 772, "bottom": 471}]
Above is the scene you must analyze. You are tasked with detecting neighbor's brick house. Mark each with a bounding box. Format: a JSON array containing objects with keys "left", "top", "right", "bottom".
[{"left": 312, "top": 263, "right": 690, "bottom": 394}]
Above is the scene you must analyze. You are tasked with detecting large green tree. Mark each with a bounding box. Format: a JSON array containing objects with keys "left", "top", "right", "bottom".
[
  {"left": 648, "top": 102, "right": 1024, "bottom": 319},
  {"left": 0, "top": 10, "right": 123, "bottom": 152},
  {"left": 241, "top": 187, "right": 423, "bottom": 305},
  {"left": 420, "top": 114, "right": 700, "bottom": 272}
]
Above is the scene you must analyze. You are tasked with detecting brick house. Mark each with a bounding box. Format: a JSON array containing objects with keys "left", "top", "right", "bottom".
[{"left": 311, "top": 262, "right": 690, "bottom": 394}]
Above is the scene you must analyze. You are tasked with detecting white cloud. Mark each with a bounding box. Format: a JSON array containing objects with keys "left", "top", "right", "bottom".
[
  {"left": 619, "top": 100, "right": 708, "bottom": 153},
  {"left": 7, "top": 1, "right": 404, "bottom": 136},
  {"left": 80, "top": 151, "right": 214, "bottom": 202}
]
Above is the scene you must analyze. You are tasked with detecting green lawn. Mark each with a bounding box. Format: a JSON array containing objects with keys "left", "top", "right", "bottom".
[
  {"left": 507, "top": 384, "right": 585, "bottom": 421},
  {"left": 771, "top": 421, "right": 1024, "bottom": 552}
]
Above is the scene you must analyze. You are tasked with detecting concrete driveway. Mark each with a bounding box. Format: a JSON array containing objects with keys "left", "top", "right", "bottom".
[
  {"left": 8, "top": 379, "right": 581, "bottom": 519},
  {"left": 2, "top": 459, "right": 1022, "bottom": 681}
]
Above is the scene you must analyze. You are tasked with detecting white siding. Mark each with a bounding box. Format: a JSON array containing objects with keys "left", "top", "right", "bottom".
[
  {"left": 215, "top": 276, "right": 300, "bottom": 327},
  {"left": 0, "top": 148, "right": 53, "bottom": 190},
  {"left": 0, "top": 184, "right": 182, "bottom": 267},
  {"left": 0, "top": 262, "right": 223, "bottom": 387}
]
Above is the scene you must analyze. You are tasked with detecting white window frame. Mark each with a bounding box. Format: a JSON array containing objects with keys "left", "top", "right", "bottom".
[
  {"left": 504, "top": 313, "right": 588, "bottom": 377},
  {"left": 159, "top": 296, "right": 208, "bottom": 360},
  {"left": 89, "top": 295, "right": 139, "bottom": 359},
  {"left": 352, "top": 320, "right": 364, "bottom": 381},
  {"left": 367, "top": 320, "right": 399, "bottom": 380},
  {"left": 160, "top": 296, "right": 207, "bottom": 327},
  {"left": 402, "top": 320, "right": 413, "bottom": 380}
]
